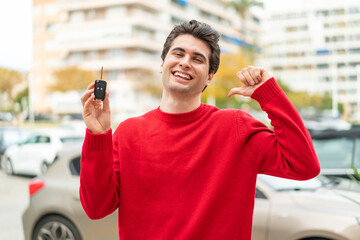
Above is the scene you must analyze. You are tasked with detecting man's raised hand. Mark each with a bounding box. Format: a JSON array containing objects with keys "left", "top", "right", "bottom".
[
  {"left": 228, "top": 66, "right": 271, "bottom": 98},
  {"left": 81, "top": 82, "right": 111, "bottom": 134}
]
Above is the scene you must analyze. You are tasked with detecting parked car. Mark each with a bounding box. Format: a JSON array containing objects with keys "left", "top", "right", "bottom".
[
  {"left": 1, "top": 128, "right": 84, "bottom": 176},
  {"left": 23, "top": 144, "right": 360, "bottom": 240},
  {"left": 0, "top": 127, "right": 31, "bottom": 168},
  {"left": 311, "top": 128, "right": 360, "bottom": 178},
  {"left": 253, "top": 174, "right": 360, "bottom": 240},
  {"left": 22, "top": 142, "right": 118, "bottom": 240}
]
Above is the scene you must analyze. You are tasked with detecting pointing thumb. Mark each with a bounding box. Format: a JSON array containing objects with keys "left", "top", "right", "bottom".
[{"left": 228, "top": 87, "right": 245, "bottom": 98}]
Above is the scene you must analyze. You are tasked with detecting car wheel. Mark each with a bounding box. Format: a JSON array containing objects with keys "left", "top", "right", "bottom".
[
  {"left": 32, "top": 215, "right": 82, "bottom": 240},
  {"left": 5, "top": 158, "right": 14, "bottom": 175},
  {"left": 40, "top": 162, "right": 48, "bottom": 174}
]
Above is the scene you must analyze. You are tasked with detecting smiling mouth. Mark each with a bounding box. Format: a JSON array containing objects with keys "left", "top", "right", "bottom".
[{"left": 172, "top": 71, "right": 193, "bottom": 80}]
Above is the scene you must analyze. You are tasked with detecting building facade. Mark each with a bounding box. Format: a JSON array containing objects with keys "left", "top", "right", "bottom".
[
  {"left": 32, "top": 0, "right": 261, "bottom": 121},
  {"left": 260, "top": 0, "right": 360, "bottom": 118}
]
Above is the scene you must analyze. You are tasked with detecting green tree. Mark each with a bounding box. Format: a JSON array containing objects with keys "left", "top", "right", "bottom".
[
  {"left": 50, "top": 66, "right": 95, "bottom": 92},
  {"left": 277, "top": 80, "right": 341, "bottom": 113},
  {"left": 14, "top": 87, "right": 29, "bottom": 112},
  {"left": 0, "top": 67, "right": 23, "bottom": 111},
  {"left": 202, "top": 52, "right": 253, "bottom": 108}
]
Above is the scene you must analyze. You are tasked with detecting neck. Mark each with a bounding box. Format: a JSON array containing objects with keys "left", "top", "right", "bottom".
[{"left": 160, "top": 91, "right": 201, "bottom": 113}]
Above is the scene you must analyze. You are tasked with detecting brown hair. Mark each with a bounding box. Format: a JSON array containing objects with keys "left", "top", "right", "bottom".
[{"left": 161, "top": 20, "right": 220, "bottom": 74}]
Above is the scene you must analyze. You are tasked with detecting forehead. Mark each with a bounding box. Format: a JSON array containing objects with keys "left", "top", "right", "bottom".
[{"left": 170, "top": 34, "right": 211, "bottom": 58}]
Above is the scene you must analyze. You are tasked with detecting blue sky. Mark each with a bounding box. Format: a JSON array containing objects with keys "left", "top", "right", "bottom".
[{"left": 0, "top": 0, "right": 286, "bottom": 72}]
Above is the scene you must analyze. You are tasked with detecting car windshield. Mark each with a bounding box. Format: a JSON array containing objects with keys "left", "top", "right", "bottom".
[
  {"left": 2, "top": 129, "right": 31, "bottom": 146},
  {"left": 3, "top": 131, "right": 22, "bottom": 145},
  {"left": 312, "top": 137, "right": 354, "bottom": 169}
]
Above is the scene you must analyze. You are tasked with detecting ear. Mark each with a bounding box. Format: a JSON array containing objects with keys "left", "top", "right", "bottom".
[
  {"left": 206, "top": 73, "right": 214, "bottom": 85},
  {"left": 160, "top": 62, "right": 163, "bottom": 73}
]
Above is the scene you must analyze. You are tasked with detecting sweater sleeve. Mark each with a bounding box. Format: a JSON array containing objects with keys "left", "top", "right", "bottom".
[
  {"left": 79, "top": 128, "right": 120, "bottom": 219},
  {"left": 239, "top": 77, "right": 320, "bottom": 180}
]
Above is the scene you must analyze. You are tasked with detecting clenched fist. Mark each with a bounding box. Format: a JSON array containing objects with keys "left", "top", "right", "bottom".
[{"left": 228, "top": 66, "right": 272, "bottom": 98}]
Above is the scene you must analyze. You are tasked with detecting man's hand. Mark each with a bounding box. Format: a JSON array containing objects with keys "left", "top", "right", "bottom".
[
  {"left": 228, "top": 66, "right": 272, "bottom": 98},
  {"left": 81, "top": 82, "right": 111, "bottom": 134}
]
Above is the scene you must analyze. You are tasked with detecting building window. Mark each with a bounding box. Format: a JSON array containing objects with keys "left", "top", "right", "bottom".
[
  {"left": 349, "top": 34, "right": 360, "bottom": 41},
  {"left": 316, "top": 10, "right": 329, "bottom": 17},
  {"left": 349, "top": 62, "right": 360, "bottom": 67},
  {"left": 272, "top": 66, "right": 283, "bottom": 71},
  {"left": 132, "top": 26, "right": 155, "bottom": 40},
  {"left": 106, "top": 6, "right": 126, "bottom": 19},
  {"left": 325, "top": 35, "right": 345, "bottom": 42},
  {"left": 337, "top": 49, "right": 346, "bottom": 54},
  {"left": 348, "top": 7, "right": 360, "bottom": 14},
  {"left": 303, "top": 65, "right": 313, "bottom": 70},
  {"left": 337, "top": 63, "right": 346, "bottom": 68},
  {"left": 349, "top": 48, "right": 360, "bottom": 54},
  {"left": 317, "top": 63, "right": 329, "bottom": 69},
  {"left": 320, "top": 76, "right": 331, "bottom": 82},
  {"left": 107, "top": 49, "right": 124, "bottom": 59},
  {"left": 69, "top": 52, "right": 84, "bottom": 64},
  {"left": 46, "top": 23, "right": 56, "bottom": 32},
  {"left": 86, "top": 8, "right": 106, "bottom": 20},
  {"left": 348, "top": 21, "right": 360, "bottom": 28},
  {"left": 285, "top": 25, "right": 308, "bottom": 32},
  {"left": 171, "top": 16, "right": 185, "bottom": 25},
  {"left": 85, "top": 51, "right": 98, "bottom": 61},
  {"left": 69, "top": 11, "right": 84, "bottom": 23},
  {"left": 349, "top": 75, "right": 357, "bottom": 81}
]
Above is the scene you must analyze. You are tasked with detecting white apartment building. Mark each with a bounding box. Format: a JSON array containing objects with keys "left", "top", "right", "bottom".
[
  {"left": 259, "top": 0, "right": 360, "bottom": 117},
  {"left": 32, "top": 0, "right": 261, "bottom": 121}
]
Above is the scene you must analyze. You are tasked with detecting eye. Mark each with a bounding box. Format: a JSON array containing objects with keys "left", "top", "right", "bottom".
[{"left": 193, "top": 58, "right": 203, "bottom": 63}]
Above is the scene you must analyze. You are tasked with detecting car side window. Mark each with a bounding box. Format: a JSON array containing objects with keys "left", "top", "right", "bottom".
[
  {"left": 312, "top": 137, "right": 354, "bottom": 169},
  {"left": 69, "top": 156, "right": 81, "bottom": 176},
  {"left": 24, "top": 136, "right": 38, "bottom": 144},
  {"left": 354, "top": 138, "right": 360, "bottom": 168},
  {"left": 37, "top": 136, "right": 50, "bottom": 143},
  {"left": 255, "top": 188, "right": 267, "bottom": 199}
]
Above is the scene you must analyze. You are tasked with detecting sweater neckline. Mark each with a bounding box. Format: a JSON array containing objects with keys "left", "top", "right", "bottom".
[{"left": 156, "top": 103, "right": 209, "bottom": 123}]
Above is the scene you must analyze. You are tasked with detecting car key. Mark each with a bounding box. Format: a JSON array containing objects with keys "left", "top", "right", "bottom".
[{"left": 94, "top": 67, "right": 107, "bottom": 101}]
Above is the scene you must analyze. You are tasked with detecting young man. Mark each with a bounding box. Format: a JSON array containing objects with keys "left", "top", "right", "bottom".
[{"left": 80, "top": 20, "right": 320, "bottom": 240}]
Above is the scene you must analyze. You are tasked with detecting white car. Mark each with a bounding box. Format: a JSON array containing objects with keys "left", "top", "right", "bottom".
[{"left": 2, "top": 128, "right": 84, "bottom": 176}]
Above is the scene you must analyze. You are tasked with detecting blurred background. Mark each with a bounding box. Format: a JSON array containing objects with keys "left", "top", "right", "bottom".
[
  {"left": 2, "top": 0, "right": 360, "bottom": 240},
  {"left": 2, "top": 0, "right": 360, "bottom": 128}
]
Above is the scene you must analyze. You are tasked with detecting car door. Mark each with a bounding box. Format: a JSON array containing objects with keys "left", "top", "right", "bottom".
[
  {"left": 68, "top": 156, "right": 119, "bottom": 240},
  {"left": 17, "top": 135, "right": 52, "bottom": 174},
  {"left": 252, "top": 188, "right": 270, "bottom": 240}
]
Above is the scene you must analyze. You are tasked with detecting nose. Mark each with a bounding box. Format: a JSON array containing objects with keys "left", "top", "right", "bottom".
[{"left": 179, "top": 55, "right": 190, "bottom": 69}]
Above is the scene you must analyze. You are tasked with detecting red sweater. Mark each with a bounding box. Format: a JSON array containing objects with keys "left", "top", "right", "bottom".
[{"left": 80, "top": 78, "right": 320, "bottom": 240}]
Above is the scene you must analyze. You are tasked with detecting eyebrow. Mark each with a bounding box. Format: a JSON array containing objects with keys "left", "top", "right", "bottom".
[{"left": 171, "top": 47, "right": 207, "bottom": 61}]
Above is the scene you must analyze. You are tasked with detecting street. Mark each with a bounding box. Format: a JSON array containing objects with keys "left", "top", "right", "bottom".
[{"left": 0, "top": 170, "right": 32, "bottom": 240}]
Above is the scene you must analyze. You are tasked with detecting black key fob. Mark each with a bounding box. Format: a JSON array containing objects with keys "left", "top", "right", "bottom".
[{"left": 94, "top": 79, "right": 107, "bottom": 101}]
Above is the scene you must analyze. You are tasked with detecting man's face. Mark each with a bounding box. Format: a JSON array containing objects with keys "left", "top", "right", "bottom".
[{"left": 161, "top": 34, "right": 214, "bottom": 97}]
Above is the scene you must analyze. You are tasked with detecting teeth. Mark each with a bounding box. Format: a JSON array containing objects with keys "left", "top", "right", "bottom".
[{"left": 174, "top": 72, "right": 191, "bottom": 80}]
